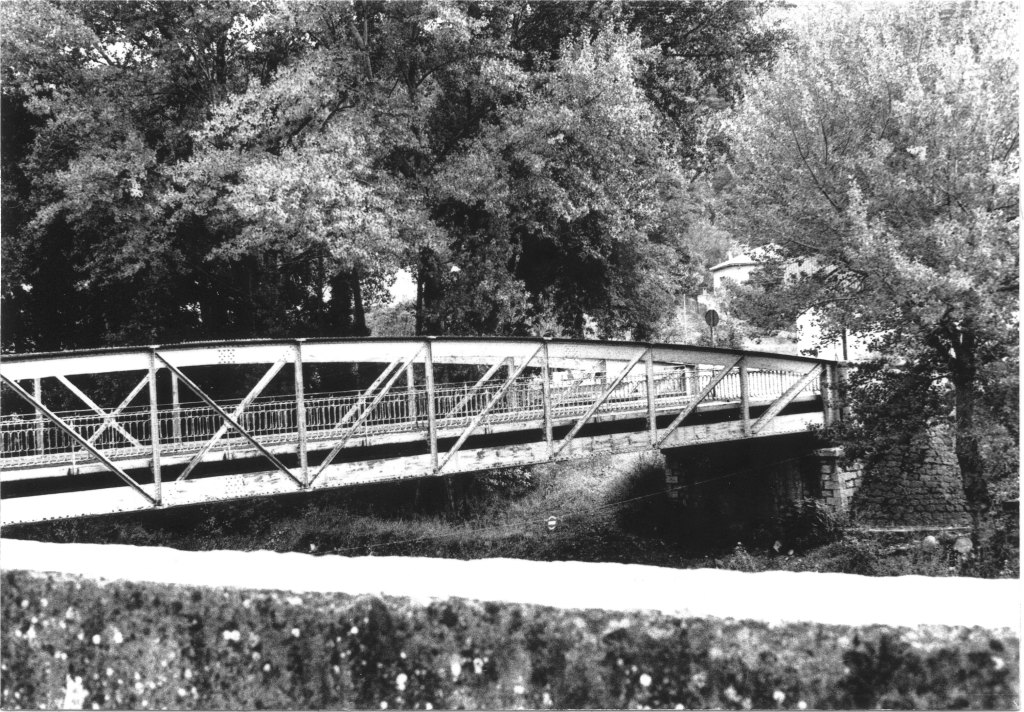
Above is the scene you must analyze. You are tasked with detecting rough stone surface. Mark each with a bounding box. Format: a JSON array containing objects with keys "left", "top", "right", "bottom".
[
  {"left": 816, "top": 448, "right": 863, "bottom": 515},
  {"left": 852, "top": 428, "right": 971, "bottom": 527}
]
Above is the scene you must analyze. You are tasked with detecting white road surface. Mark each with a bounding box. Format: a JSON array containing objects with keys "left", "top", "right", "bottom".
[{"left": 2, "top": 538, "right": 1019, "bottom": 631}]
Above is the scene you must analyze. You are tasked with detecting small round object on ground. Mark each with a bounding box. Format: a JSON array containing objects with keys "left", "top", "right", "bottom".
[
  {"left": 921, "top": 535, "right": 939, "bottom": 549},
  {"left": 953, "top": 536, "right": 973, "bottom": 554}
]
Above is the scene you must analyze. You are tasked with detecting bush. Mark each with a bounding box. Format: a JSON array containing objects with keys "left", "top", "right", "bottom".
[
  {"left": 772, "top": 498, "right": 842, "bottom": 553},
  {"left": 471, "top": 467, "right": 536, "bottom": 499}
]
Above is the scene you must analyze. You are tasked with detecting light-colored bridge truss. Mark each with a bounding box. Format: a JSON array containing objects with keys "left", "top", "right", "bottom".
[{"left": 0, "top": 338, "right": 841, "bottom": 525}]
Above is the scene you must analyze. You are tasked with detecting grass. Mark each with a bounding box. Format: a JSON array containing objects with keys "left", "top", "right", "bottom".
[{"left": 2, "top": 570, "right": 1018, "bottom": 710}]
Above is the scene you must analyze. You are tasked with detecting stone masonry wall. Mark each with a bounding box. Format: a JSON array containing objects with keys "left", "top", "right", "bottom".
[
  {"left": 851, "top": 427, "right": 971, "bottom": 527},
  {"left": 815, "top": 447, "right": 864, "bottom": 516}
]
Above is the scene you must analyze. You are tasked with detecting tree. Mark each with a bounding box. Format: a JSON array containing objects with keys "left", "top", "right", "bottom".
[
  {"left": 722, "top": 2, "right": 1018, "bottom": 563},
  {"left": 1, "top": 0, "right": 293, "bottom": 348},
  {"left": 428, "top": 21, "right": 754, "bottom": 338},
  {"left": 2, "top": 0, "right": 786, "bottom": 349}
]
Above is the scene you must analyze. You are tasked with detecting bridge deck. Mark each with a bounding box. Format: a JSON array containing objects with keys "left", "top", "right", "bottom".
[{"left": 0, "top": 338, "right": 838, "bottom": 525}]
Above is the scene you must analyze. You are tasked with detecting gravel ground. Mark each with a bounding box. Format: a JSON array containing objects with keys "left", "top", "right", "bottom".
[{"left": 2, "top": 538, "right": 1019, "bottom": 631}]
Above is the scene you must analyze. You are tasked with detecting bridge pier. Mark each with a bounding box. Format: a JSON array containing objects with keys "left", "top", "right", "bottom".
[{"left": 661, "top": 435, "right": 863, "bottom": 542}]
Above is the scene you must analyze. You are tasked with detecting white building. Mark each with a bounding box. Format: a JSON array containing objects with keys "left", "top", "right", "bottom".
[{"left": 704, "top": 248, "right": 872, "bottom": 362}]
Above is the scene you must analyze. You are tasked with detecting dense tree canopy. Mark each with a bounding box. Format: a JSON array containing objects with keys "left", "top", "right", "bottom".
[
  {"left": 1, "top": 0, "right": 784, "bottom": 350},
  {"left": 721, "top": 1, "right": 1018, "bottom": 555}
]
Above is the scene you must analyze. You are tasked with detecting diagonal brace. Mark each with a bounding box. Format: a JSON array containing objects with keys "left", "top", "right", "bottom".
[
  {"left": 439, "top": 358, "right": 507, "bottom": 424},
  {"left": 438, "top": 346, "right": 543, "bottom": 472},
  {"left": 1, "top": 375, "right": 157, "bottom": 505},
  {"left": 751, "top": 364, "right": 822, "bottom": 435},
  {"left": 57, "top": 375, "right": 144, "bottom": 448},
  {"left": 177, "top": 357, "right": 288, "bottom": 481},
  {"left": 85, "top": 373, "right": 150, "bottom": 447},
  {"left": 657, "top": 356, "right": 742, "bottom": 447},
  {"left": 310, "top": 346, "right": 424, "bottom": 485},
  {"left": 319, "top": 352, "right": 409, "bottom": 440},
  {"left": 551, "top": 364, "right": 605, "bottom": 410},
  {"left": 553, "top": 349, "right": 647, "bottom": 458},
  {"left": 154, "top": 354, "right": 303, "bottom": 488}
]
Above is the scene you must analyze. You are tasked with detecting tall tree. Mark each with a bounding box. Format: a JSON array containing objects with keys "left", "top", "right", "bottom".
[
  {"left": 2, "top": 0, "right": 786, "bottom": 349},
  {"left": 722, "top": 2, "right": 1018, "bottom": 562},
  {"left": 1, "top": 0, "right": 291, "bottom": 348},
  {"left": 429, "top": 26, "right": 689, "bottom": 337}
]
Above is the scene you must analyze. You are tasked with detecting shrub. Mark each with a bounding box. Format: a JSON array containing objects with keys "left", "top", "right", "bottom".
[
  {"left": 773, "top": 498, "right": 842, "bottom": 552},
  {"left": 472, "top": 467, "right": 536, "bottom": 499}
]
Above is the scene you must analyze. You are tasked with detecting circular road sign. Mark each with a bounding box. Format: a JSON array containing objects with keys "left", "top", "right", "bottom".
[{"left": 704, "top": 309, "right": 721, "bottom": 328}]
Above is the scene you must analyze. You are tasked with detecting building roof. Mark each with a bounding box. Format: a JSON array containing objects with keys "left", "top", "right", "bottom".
[{"left": 710, "top": 254, "right": 759, "bottom": 272}]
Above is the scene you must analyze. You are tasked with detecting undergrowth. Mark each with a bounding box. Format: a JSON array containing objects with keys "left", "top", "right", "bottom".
[{"left": 3, "top": 454, "right": 1016, "bottom": 577}]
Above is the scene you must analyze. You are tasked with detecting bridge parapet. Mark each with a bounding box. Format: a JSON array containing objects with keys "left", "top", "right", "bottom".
[{"left": 1, "top": 338, "right": 838, "bottom": 525}]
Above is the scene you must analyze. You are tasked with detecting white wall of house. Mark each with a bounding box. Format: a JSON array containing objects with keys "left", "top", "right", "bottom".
[{"left": 706, "top": 248, "right": 873, "bottom": 362}]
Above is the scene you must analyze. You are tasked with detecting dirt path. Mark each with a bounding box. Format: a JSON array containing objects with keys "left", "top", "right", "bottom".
[{"left": 2, "top": 538, "right": 1019, "bottom": 631}]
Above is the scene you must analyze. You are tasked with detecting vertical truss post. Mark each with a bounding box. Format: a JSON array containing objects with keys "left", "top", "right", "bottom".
[
  {"left": 820, "top": 363, "right": 834, "bottom": 427},
  {"left": 819, "top": 364, "right": 835, "bottom": 426},
  {"left": 837, "top": 362, "right": 850, "bottom": 422},
  {"left": 424, "top": 337, "right": 438, "bottom": 472},
  {"left": 406, "top": 362, "right": 417, "bottom": 426},
  {"left": 33, "top": 378, "right": 43, "bottom": 457},
  {"left": 506, "top": 357, "right": 517, "bottom": 410},
  {"left": 739, "top": 358, "right": 750, "bottom": 437},
  {"left": 542, "top": 339, "right": 553, "bottom": 457},
  {"left": 171, "top": 372, "right": 182, "bottom": 443},
  {"left": 645, "top": 347, "right": 657, "bottom": 446},
  {"left": 294, "top": 340, "right": 309, "bottom": 487},
  {"left": 148, "top": 349, "right": 162, "bottom": 505}
]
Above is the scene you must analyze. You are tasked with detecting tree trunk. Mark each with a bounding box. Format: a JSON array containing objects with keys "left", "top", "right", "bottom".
[
  {"left": 328, "top": 271, "right": 353, "bottom": 335},
  {"left": 415, "top": 267, "right": 424, "bottom": 336},
  {"left": 351, "top": 274, "right": 368, "bottom": 336},
  {"left": 950, "top": 345, "right": 996, "bottom": 570}
]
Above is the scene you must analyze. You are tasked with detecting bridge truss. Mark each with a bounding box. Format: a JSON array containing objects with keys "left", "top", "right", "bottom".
[{"left": 0, "top": 338, "right": 841, "bottom": 525}]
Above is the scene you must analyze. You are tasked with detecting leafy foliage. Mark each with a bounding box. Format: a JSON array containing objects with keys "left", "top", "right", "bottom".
[
  {"left": 722, "top": 2, "right": 1018, "bottom": 548},
  {"left": 2, "top": 0, "right": 784, "bottom": 349}
]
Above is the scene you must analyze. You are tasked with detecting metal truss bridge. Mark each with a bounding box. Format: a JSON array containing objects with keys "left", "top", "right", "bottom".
[{"left": 0, "top": 338, "right": 841, "bottom": 526}]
